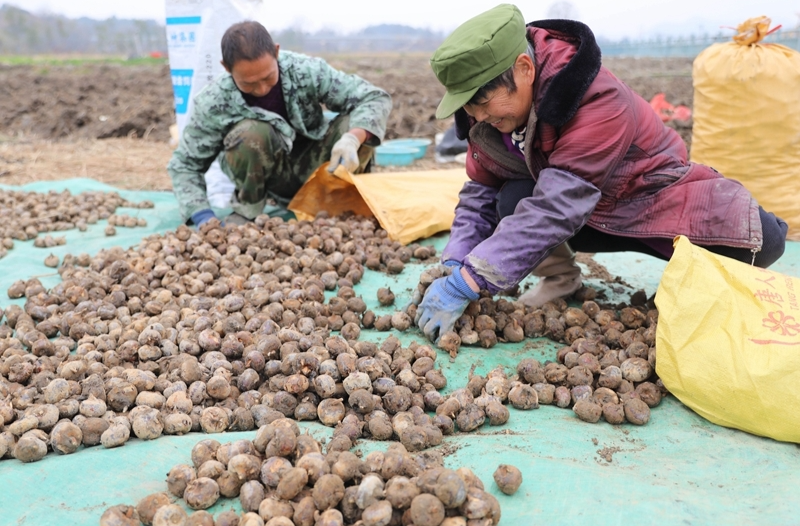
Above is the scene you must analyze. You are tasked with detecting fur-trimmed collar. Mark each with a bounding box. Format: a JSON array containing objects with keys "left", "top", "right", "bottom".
[
  {"left": 528, "top": 19, "right": 602, "bottom": 127},
  {"left": 454, "top": 19, "right": 601, "bottom": 139}
]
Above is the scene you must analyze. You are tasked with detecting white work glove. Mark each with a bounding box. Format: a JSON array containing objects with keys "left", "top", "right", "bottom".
[{"left": 328, "top": 132, "right": 361, "bottom": 173}]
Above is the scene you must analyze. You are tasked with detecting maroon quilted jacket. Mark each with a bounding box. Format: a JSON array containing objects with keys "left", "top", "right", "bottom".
[{"left": 444, "top": 20, "right": 762, "bottom": 294}]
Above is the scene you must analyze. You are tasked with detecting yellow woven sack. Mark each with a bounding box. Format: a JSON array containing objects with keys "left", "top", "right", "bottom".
[
  {"left": 691, "top": 16, "right": 800, "bottom": 237},
  {"left": 288, "top": 164, "right": 468, "bottom": 245},
  {"left": 656, "top": 236, "right": 800, "bottom": 443}
]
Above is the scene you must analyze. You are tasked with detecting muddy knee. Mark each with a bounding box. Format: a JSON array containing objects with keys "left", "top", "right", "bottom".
[{"left": 224, "top": 119, "right": 282, "bottom": 169}]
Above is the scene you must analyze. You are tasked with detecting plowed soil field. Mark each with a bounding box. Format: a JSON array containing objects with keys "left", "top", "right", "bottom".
[{"left": 0, "top": 55, "right": 694, "bottom": 190}]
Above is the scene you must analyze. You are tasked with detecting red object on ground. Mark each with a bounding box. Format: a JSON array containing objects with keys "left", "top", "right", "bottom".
[
  {"left": 149, "top": 51, "right": 164, "bottom": 59},
  {"left": 649, "top": 92, "right": 692, "bottom": 122}
]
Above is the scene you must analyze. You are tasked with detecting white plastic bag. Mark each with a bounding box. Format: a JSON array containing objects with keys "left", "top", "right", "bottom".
[
  {"left": 165, "top": 0, "right": 267, "bottom": 132},
  {"left": 165, "top": 0, "right": 267, "bottom": 207}
]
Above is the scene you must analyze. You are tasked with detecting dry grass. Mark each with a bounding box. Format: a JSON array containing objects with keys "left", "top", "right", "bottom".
[
  {"left": 3, "top": 135, "right": 793, "bottom": 241},
  {"left": 0, "top": 136, "right": 462, "bottom": 189},
  {"left": 0, "top": 136, "right": 174, "bottom": 191}
]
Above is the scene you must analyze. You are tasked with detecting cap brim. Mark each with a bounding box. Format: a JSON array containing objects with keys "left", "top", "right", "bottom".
[{"left": 435, "top": 87, "right": 479, "bottom": 119}]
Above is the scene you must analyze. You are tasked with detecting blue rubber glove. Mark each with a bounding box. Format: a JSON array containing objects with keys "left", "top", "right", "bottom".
[
  {"left": 415, "top": 268, "right": 480, "bottom": 343},
  {"left": 405, "top": 261, "right": 462, "bottom": 312},
  {"left": 191, "top": 209, "right": 216, "bottom": 227}
]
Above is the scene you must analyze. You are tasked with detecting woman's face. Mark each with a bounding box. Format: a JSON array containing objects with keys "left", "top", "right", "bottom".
[{"left": 463, "top": 53, "right": 536, "bottom": 134}]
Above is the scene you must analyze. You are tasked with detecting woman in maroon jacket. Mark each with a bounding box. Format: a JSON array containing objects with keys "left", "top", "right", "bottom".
[{"left": 414, "top": 4, "right": 787, "bottom": 344}]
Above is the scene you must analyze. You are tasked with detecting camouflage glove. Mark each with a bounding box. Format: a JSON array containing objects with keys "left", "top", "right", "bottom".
[{"left": 328, "top": 132, "right": 361, "bottom": 173}]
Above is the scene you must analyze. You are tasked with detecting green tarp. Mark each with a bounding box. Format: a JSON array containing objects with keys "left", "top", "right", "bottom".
[{"left": 1, "top": 179, "right": 799, "bottom": 525}]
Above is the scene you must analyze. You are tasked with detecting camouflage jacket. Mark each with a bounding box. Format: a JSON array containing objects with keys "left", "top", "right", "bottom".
[{"left": 167, "top": 50, "right": 392, "bottom": 220}]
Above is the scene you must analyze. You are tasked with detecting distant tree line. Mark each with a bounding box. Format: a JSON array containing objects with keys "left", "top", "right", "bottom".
[
  {"left": 597, "top": 30, "right": 800, "bottom": 58},
  {"left": 0, "top": 5, "right": 166, "bottom": 56},
  {"left": 8, "top": 3, "right": 798, "bottom": 59},
  {"left": 275, "top": 24, "right": 446, "bottom": 53},
  {"left": 0, "top": 5, "right": 447, "bottom": 56}
]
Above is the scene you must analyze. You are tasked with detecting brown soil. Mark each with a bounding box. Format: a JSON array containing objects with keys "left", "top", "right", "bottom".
[
  {"left": 0, "top": 55, "right": 695, "bottom": 190},
  {"left": 597, "top": 446, "right": 621, "bottom": 463},
  {"left": 0, "top": 137, "right": 174, "bottom": 190},
  {"left": 0, "top": 63, "right": 175, "bottom": 142},
  {"left": 433, "top": 442, "right": 462, "bottom": 458},
  {"left": 322, "top": 53, "right": 454, "bottom": 140},
  {"left": 576, "top": 253, "right": 617, "bottom": 282},
  {"left": 603, "top": 57, "right": 693, "bottom": 107}
]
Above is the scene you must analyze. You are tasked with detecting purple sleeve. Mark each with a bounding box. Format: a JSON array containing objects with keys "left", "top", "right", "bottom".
[
  {"left": 441, "top": 181, "right": 500, "bottom": 265},
  {"left": 463, "top": 168, "right": 601, "bottom": 294}
]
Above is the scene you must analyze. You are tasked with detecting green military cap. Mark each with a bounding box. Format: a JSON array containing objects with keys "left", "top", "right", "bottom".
[{"left": 430, "top": 4, "right": 528, "bottom": 119}]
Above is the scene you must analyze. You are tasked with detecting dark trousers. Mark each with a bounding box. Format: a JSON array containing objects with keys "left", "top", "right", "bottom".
[
  {"left": 219, "top": 114, "right": 373, "bottom": 218},
  {"left": 496, "top": 179, "right": 788, "bottom": 268}
]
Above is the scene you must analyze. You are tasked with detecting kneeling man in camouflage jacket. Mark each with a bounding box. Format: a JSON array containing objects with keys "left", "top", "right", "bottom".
[{"left": 168, "top": 20, "right": 392, "bottom": 226}]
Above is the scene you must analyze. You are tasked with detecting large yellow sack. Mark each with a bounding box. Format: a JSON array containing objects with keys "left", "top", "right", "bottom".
[
  {"left": 655, "top": 236, "right": 800, "bottom": 443},
  {"left": 289, "top": 164, "right": 468, "bottom": 245},
  {"left": 691, "top": 16, "right": 800, "bottom": 237}
]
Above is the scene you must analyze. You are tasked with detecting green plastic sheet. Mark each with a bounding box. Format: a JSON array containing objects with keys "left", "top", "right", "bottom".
[{"left": 1, "top": 179, "right": 799, "bottom": 525}]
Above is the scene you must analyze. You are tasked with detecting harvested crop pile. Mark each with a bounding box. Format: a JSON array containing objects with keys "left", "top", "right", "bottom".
[
  {"left": 0, "top": 188, "right": 153, "bottom": 259},
  {"left": 513, "top": 297, "right": 663, "bottom": 425},
  {"left": 0, "top": 204, "right": 664, "bottom": 466},
  {"left": 409, "top": 266, "right": 665, "bottom": 425},
  {"left": 101, "top": 424, "right": 504, "bottom": 526},
  {"left": 0, "top": 213, "right": 448, "bottom": 462}
]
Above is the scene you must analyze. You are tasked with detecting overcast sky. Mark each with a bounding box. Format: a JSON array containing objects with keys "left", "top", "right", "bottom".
[{"left": 5, "top": 0, "right": 800, "bottom": 39}]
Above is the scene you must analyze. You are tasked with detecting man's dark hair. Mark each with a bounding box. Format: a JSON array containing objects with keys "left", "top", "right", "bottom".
[
  {"left": 467, "top": 43, "right": 535, "bottom": 105},
  {"left": 221, "top": 21, "right": 277, "bottom": 70}
]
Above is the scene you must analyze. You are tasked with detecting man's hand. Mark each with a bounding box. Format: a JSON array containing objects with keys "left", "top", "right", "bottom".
[
  {"left": 190, "top": 209, "right": 217, "bottom": 227},
  {"left": 415, "top": 266, "right": 480, "bottom": 343},
  {"left": 328, "top": 132, "right": 361, "bottom": 173}
]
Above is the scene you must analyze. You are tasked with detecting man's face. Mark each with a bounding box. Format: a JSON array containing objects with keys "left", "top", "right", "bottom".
[
  {"left": 462, "top": 53, "right": 535, "bottom": 134},
  {"left": 226, "top": 47, "right": 280, "bottom": 97}
]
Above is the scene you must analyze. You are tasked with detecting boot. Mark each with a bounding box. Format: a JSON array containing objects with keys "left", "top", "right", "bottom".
[
  {"left": 519, "top": 242, "right": 582, "bottom": 308},
  {"left": 224, "top": 212, "right": 252, "bottom": 226}
]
